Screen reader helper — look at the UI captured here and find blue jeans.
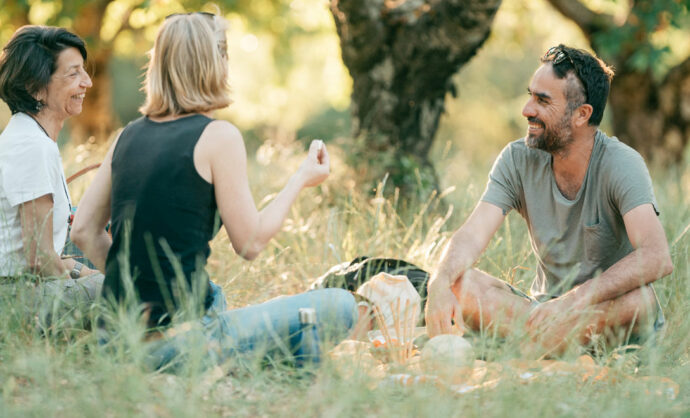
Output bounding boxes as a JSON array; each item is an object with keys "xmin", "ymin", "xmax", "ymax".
[{"xmin": 145, "ymin": 283, "xmax": 357, "ymax": 371}]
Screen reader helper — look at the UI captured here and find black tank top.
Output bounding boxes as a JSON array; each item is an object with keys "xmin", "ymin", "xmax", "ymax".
[{"xmin": 103, "ymin": 114, "xmax": 219, "ymax": 327}]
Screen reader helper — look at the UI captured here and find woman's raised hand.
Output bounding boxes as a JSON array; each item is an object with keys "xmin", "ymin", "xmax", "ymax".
[{"xmin": 297, "ymin": 139, "xmax": 330, "ymax": 188}]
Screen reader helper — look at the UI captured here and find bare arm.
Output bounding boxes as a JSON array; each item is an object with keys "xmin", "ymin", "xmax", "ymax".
[
  {"xmin": 565, "ymin": 203, "xmax": 673, "ymax": 307},
  {"xmin": 425, "ymin": 201, "xmax": 506, "ymax": 336},
  {"xmin": 526, "ymin": 203, "xmax": 673, "ymax": 336},
  {"xmin": 71, "ymin": 138, "xmax": 117, "ymax": 272},
  {"xmin": 19, "ymin": 194, "xmax": 69, "ymax": 277},
  {"xmin": 202, "ymin": 121, "xmax": 328, "ymax": 260}
]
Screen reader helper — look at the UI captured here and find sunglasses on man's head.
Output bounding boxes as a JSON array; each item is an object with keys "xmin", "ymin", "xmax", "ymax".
[
  {"xmin": 543, "ymin": 46, "xmax": 574, "ymax": 67},
  {"xmin": 543, "ymin": 46, "xmax": 588, "ymax": 102}
]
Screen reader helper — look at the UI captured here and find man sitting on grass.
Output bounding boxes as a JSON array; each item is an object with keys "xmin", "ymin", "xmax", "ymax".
[{"xmin": 425, "ymin": 45, "xmax": 673, "ymax": 355}]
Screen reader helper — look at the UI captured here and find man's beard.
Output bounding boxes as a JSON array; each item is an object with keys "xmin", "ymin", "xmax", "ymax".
[{"xmin": 525, "ymin": 112, "xmax": 574, "ymax": 154}]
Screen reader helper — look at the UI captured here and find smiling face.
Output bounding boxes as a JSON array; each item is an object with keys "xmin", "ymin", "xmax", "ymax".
[
  {"xmin": 37, "ymin": 47, "xmax": 92, "ymax": 122},
  {"xmin": 522, "ymin": 64, "xmax": 576, "ymax": 153}
]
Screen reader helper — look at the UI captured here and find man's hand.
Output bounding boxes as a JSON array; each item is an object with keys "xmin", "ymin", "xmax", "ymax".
[
  {"xmin": 526, "ymin": 298, "xmax": 560, "ymax": 332},
  {"xmin": 424, "ymin": 201, "xmax": 505, "ymax": 338},
  {"xmin": 524, "ymin": 295, "xmax": 588, "ymax": 356},
  {"xmin": 425, "ymin": 279, "xmax": 465, "ymax": 337},
  {"xmin": 525, "ymin": 289, "xmax": 588, "ymax": 330}
]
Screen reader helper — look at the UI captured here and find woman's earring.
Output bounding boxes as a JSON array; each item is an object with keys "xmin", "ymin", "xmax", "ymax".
[{"xmin": 35, "ymin": 100, "xmax": 44, "ymax": 112}]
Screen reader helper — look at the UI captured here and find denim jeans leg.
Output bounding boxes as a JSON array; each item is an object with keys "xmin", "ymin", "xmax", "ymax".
[
  {"xmin": 206, "ymin": 287, "xmax": 357, "ymax": 365},
  {"xmin": 37, "ymin": 273, "xmax": 104, "ymax": 327},
  {"xmin": 146, "ymin": 286, "xmax": 357, "ymax": 371}
]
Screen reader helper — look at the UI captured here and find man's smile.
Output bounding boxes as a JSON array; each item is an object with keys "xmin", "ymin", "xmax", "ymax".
[{"xmin": 527, "ymin": 117, "xmax": 544, "ymax": 135}]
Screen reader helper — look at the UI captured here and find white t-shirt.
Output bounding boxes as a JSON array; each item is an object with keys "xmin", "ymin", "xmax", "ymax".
[{"xmin": 0, "ymin": 112, "xmax": 72, "ymax": 276}]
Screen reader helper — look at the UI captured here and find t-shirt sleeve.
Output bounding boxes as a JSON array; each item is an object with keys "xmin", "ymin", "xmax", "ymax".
[
  {"xmin": 480, "ymin": 143, "xmax": 521, "ymax": 215},
  {"xmin": 609, "ymin": 146, "xmax": 659, "ymax": 216},
  {"xmin": 2, "ymin": 139, "xmax": 58, "ymax": 207}
]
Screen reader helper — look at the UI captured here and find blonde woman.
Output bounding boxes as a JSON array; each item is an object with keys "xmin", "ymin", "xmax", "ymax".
[{"xmin": 72, "ymin": 12, "xmax": 355, "ymax": 368}]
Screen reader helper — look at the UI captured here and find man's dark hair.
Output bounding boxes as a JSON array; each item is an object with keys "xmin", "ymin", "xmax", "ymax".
[
  {"xmin": 541, "ymin": 44, "xmax": 614, "ymax": 126},
  {"xmin": 0, "ymin": 25, "xmax": 87, "ymax": 115}
]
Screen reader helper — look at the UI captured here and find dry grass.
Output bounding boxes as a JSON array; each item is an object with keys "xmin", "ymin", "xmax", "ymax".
[{"xmin": 0, "ymin": 138, "xmax": 688, "ymax": 417}]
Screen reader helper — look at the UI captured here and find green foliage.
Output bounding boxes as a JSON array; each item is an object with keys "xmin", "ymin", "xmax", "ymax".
[
  {"xmin": 296, "ymin": 107, "xmax": 351, "ymax": 144},
  {"xmin": 109, "ymin": 57, "xmax": 147, "ymax": 126},
  {"xmin": 592, "ymin": 0, "xmax": 690, "ymax": 75}
]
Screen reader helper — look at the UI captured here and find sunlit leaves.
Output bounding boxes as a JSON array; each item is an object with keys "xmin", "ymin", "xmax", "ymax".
[
  {"xmin": 27, "ymin": 0, "xmax": 60, "ymax": 25},
  {"xmin": 100, "ymin": 1, "xmax": 130, "ymax": 42},
  {"xmin": 591, "ymin": 0, "xmax": 689, "ymax": 75}
]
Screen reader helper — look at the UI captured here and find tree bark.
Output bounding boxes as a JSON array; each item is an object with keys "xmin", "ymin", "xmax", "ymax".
[
  {"xmin": 331, "ymin": 0, "xmax": 501, "ymax": 196},
  {"xmin": 70, "ymin": 0, "xmax": 115, "ymax": 143},
  {"xmin": 609, "ymin": 57, "xmax": 690, "ymax": 161},
  {"xmin": 545, "ymin": 0, "xmax": 690, "ymax": 163}
]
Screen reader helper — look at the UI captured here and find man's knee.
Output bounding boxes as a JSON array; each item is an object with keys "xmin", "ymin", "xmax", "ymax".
[
  {"xmin": 638, "ymin": 285, "xmax": 657, "ymax": 308},
  {"xmin": 592, "ymin": 285, "xmax": 658, "ymax": 333},
  {"xmin": 450, "ymin": 268, "xmax": 480, "ymax": 295},
  {"xmin": 450, "ymin": 268, "xmax": 511, "ymax": 301},
  {"xmin": 450, "ymin": 269, "xmax": 504, "ymax": 324},
  {"xmin": 620, "ymin": 285, "xmax": 657, "ymax": 316},
  {"xmin": 627, "ymin": 285, "xmax": 658, "ymax": 323}
]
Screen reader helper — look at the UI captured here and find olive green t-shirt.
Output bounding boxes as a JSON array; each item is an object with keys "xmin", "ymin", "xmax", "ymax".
[{"xmin": 481, "ymin": 130, "xmax": 658, "ymax": 298}]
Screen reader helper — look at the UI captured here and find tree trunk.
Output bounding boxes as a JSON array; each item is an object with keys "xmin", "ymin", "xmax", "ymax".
[
  {"xmin": 609, "ymin": 57, "xmax": 690, "ymax": 163},
  {"xmin": 331, "ymin": 0, "xmax": 501, "ymax": 197},
  {"xmin": 70, "ymin": 0, "xmax": 115, "ymax": 143}
]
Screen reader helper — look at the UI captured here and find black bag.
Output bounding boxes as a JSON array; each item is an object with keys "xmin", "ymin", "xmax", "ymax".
[{"xmin": 310, "ymin": 256, "xmax": 430, "ymax": 322}]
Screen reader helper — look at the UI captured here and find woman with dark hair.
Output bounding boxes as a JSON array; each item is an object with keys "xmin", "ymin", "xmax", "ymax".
[
  {"xmin": 72, "ymin": 13, "xmax": 355, "ymax": 369},
  {"xmin": 0, "ymin": 26, "xmax": 102, "ymax": 304}
]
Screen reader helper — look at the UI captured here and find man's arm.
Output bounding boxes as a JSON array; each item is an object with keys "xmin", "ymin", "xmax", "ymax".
[
  {"xmin": 527, "ymin": 203, "xmax": 673, "ymax": 330},
  {"xmin": 426, "ymin": 201, "xmax": 505, "ymax": 336},
  {"xmin": 568, "ymin": 203, "xmax": 673, "ymax": 306}
]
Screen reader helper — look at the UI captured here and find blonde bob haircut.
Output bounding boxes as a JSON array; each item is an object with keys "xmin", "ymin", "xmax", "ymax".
[{"xmin": 139, "ymin": 13, "xmax": 231, "ymax": 117}]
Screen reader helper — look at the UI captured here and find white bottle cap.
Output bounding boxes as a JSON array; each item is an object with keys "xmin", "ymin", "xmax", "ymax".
[{"xmin": 298, "ymin": 307, "xmax": 317, "ymax": 324}]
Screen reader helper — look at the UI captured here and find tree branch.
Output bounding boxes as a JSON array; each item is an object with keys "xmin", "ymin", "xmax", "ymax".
[
  {"xmin": 109, "ymin": 7, "xmax": 135, "ymax": 45},
  {"xmin": 380, "ymin": 0, "xmax": 500, "ymax": 63},
  {"xmin": 544, "ymin": 0, "xmax": 615, "ymax": 37}
]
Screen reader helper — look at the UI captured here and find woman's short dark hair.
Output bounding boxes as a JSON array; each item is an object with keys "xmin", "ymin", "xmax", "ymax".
[
  {"xmin": 0, "ymin": 25, "xmax": 87, "ymax": 115},
  {"xmin": 541, "ymin": 44, "xmax": 615, "ymax": 126}
]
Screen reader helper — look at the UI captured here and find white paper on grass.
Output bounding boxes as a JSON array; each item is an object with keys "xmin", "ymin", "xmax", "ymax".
[{"xmin": 356, "ymin": 272, "xmax": 421, "ymax": 335}]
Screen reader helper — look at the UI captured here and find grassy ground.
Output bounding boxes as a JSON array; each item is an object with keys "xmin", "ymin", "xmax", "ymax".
[{"xmin": 1, "ymin": 139, "xmax": 688, "ymax": 417}]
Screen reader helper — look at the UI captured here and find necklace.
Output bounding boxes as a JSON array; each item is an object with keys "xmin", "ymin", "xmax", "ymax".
[
  {"xmin": 25, "ymin": 113, "xmax": 73, "ymax": 223},
  {"xmin": 26, "ymin": 113, "xmax": 54, "ymax": 141}
]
